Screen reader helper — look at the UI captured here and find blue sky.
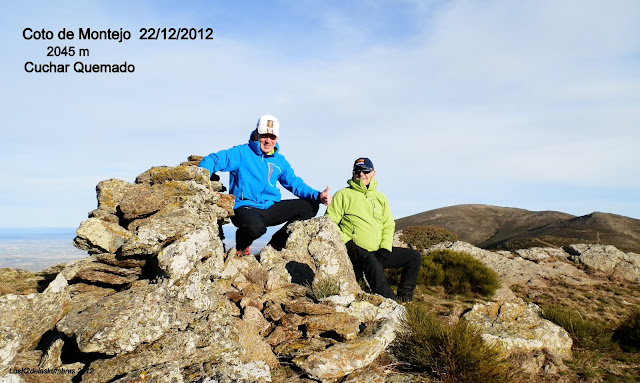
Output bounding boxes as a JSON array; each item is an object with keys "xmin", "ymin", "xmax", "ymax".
[{"xmin": 1, "ymin": 0, "xmax": 639, "ymax": 229}]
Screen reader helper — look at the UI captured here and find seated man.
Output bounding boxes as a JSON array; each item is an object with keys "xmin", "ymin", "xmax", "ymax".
[
  {"xmin": 325, "ymin": 157, "xmax": 420, "ymax": 302},
  {"xmin": 199, "ymin": 114, "xmax": 331, "ymax": 255}
]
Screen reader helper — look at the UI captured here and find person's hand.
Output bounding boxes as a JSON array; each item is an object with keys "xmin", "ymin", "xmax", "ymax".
[
  {"xmin": 376, "ymin": 248, "xmax": 392, "ymax": 259},
  {"xmin": 318, "ymin": 186, "xmax": 331, "ymax": 206}
]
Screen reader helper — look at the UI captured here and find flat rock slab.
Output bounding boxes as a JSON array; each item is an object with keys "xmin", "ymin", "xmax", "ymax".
[
  {"xmin": 56, "ymin": 282, "xmax": 186, "ymax": 355},
  {"xmin": 462, "ymin": 301, "xmax": 573, "ymax": 360}
]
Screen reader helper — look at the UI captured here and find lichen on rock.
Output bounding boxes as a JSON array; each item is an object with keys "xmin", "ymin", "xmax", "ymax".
[{"xmin": 0, "ymin": 158, "xmax": 407, "ymax": 383}]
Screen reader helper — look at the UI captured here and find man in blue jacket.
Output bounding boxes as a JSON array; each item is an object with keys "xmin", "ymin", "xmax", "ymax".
[{"xmin": 199, "ymin": 114, "xmax": 331, "ymax": 255}]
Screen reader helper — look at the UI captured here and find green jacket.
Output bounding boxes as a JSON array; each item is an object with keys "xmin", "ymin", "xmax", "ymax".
[{"xmin": 325, "ymin": 178, "xmax": 395, "ymax": 252}]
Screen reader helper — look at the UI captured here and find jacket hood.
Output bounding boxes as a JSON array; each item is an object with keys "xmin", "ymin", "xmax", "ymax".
[
  {"xmin": 248, "ymin": 130, "xmax": 280, "ymax": 156},
  {"xmin": 347, "ymin": 177, "xmax": 378, "ymax": 193}
]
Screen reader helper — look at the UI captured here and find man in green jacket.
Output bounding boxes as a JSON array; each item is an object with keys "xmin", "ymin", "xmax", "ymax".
[{"xmin": 325, "ymin": 158, "xmax": 421, "ymax": 302}]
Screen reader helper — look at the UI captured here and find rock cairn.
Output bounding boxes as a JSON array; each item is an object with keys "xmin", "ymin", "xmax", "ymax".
[{"xmin": 0, "ymin": 157, "xmax": 403, "ymax": 383}]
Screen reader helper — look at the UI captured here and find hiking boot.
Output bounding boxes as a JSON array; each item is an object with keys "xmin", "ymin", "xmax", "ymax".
[{"xmin": 236, "ymin": 247, "xmax": 251, "ymax": 256}]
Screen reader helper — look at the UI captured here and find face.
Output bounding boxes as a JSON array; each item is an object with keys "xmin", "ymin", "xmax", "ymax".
[
  {"xmin": 352, "ymin": 169, "xmax": 375, "ymax": 186},
  {"xmin": 258, "ymin": 133, "xmax": 278, "ymax": 154}
]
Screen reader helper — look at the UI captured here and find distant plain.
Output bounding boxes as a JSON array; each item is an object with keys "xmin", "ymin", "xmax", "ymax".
[{"xmin": 0, "ymin": 225, "xmax": 273, "ymax": 271}]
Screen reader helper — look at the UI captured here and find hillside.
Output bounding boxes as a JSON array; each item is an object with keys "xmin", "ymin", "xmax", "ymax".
[{"xmin": 395, "ymin": 204, "xmax": 640, "ymax": 253}]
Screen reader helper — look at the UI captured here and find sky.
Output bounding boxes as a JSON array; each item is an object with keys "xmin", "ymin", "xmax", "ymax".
[{"xmin": 1, "ymin": 0, "xmax": 639, "ymax": 229}]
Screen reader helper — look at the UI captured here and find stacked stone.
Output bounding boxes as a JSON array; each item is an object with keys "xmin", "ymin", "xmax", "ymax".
[
  {"xmin": 0, "ymin": 161, "xmax": 403, "ymax": 383},
  {"xmin": 218, "ymin": 217, "xmax": 404, "ymax": 380}
]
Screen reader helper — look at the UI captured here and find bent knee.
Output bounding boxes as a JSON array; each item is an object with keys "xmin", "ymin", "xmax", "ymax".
[
  {"xmin": 299, "ymin": 200, "xmax": 319, "ymax": 219},
  {"xmin": 240, "ymin": 222, "xmax": 267, "ymax": 238}
]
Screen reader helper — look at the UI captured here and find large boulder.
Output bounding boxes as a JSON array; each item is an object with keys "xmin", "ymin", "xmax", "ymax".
[
  {"xmin": 0, "ymin": 275, "xmax": 70, "ymax": 372},
  {"xmin": 565, "ymin": 244, "xmax": 640, "ymax": 282},
  {"xmin": 283, "ymin": 216, "xmax": 363, "ymax": 297},
  {"xmin": 155, "ymin": 225, "xmax": 224, "ymax": 282},
  {"xmin": 73, "ymin": 218, "xmax": 132, "ymax": 255},
  {"xmin": 295, "ymin": 304, "xmax": 403, "ymax": 380},
  {"xmin": 462, "ymin": 300, "xmax": 573, "ymax": 374},
  {"xmin": 56, "ymin": 281, "xmax": 203, "ymax": 355}
]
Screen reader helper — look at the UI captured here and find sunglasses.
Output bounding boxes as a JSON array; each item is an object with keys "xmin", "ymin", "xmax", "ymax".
[{"xmin": 353, "ymin": 169, "xmax": 372, "ymax": 175}]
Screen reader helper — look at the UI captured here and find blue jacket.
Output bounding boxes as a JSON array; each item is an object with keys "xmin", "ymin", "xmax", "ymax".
[{"xmin": 199, "ymin": 132, "xmax": 320, "ymax": 209}]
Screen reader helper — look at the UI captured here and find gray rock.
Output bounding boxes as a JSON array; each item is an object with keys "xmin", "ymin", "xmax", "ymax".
[
  {"xmin": 111, "ymin": 361, "xmax": 184, "ymax": 383},
  {"xmin": 515, "ymin": 247, "xmax": 569, "ymax": 262},
  {"xmin": 74, "ymin": 218, "xmax": 132, "ymax": 255},
  {"xmin": 76, "ymin": 278, "xmax": 241, "ymax": 382},
  {"xmin": 156, "ymin": 225, "xmax": 224, "ymax": 282},
  {"xmin": 566, "ymin": 244, "xmax": 640, "ymax": 282},
  {"xmin": 56, "ymin": 282, "xmax": 184, "ymax": 355},
  {"xmin": 285, "ymin": 217, "xmax": 363, "ymax": 296},
  {"xmin": 462, "ymin": 300, "xmax": 573, "ymax": 370},
  {"xmin": 304, "ymin": 312, "xmax": 361, "ymax": 340},
  {"xmin": 0, "ymin": 275, "xmax": 70, "ymax": 370},
  {"xmin": 66, "ymin": 283, "xmax": 116, "ymax": 316},
  {"xmin": 60, "ymin": 257, "xmax": 140, "ymax": 286},
  {"xmin": 95, "ymin": 178, "xmax": 132, "ymax": 215},
  {"xmin": 295, "ymin": 306, "xmax": 404, "ymax": 380},
  {"xmin": 134, "ymin": 165, "xmax": 210, "ymax": 186},
  {"xmin": 430, "ymin": 241, "xmax": 600, "ymax": 287},
  {"xmin": 37, "ymin": 338, "xmax": 84, "ymax": 382}
]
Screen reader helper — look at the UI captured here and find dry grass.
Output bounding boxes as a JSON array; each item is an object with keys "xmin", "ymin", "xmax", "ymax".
[
  {"xmin": 304, "ymin": 277, "xmax": 341, "ymax": 301},
  {"xmin": 509, "ymin": 278, "xmax": 640, "ymax": 382},
  {"xmin": 383, "ymin": 268, "xmax": 640, "ymax": 383},
  {"xmin": 510, "ymin": 279, "xmax": 640, "ymax": 325},
  {"xmin": 391, "ymin": 303, "xmax": 521, "ymax": 383},
  {"xmin": 0, "ymin": 265, "xmax": 65, "ymax": 296}
]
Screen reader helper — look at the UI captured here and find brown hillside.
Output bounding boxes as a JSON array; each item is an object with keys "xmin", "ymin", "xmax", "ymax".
[
  {"xmin": 395, "ymin": 204, "xmax": 574, "ymax": 244},
  {"xmin": 395, "ymin": 205, "xmax": 640, "ymax": 253},
  {"xmin": 492, "ymin": 211, "xmax": 640, "ymax": 253}
]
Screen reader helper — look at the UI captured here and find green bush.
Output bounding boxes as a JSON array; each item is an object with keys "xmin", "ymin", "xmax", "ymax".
[
  {"xmin": 423, "ymin": 249, "xmax": 500, "ymax": 296},
  {"xmin": 399, "ymin": 225, "xmax": 458, "ymax": 251},
  {"xmin": 613, "ymin": 309, "xmax": 640, "ymax": 352},
  {"xmin": 392, "ymin": 304, "xmax": 519, "ymax": 383},
  {"xmin": 385, "ymin": 249, "xmax": 499, "ymax": 297},
  {"xmin": 541, "ymin": 305, "xmax": 616, "ymax": 351},
  {"xmin": 417, "ymin": 256, "xmax": 444, "ymax": 286}
]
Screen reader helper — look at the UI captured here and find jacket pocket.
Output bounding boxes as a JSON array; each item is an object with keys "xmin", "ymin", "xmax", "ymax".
[{"xmin": 371, "ymin": 197, "xmax": 383, "ymax": 221}]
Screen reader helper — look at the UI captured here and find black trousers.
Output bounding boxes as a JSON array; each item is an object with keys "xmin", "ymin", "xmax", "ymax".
[
  {"xmin": 345, "ymin": 240, "xmax": 421, "ymax": 301},
  {"xmin": 231, "ymin": 199, "xmax": 319, "ymax": 251}
]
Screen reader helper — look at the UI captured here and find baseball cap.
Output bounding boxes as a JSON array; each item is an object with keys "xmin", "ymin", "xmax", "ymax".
[
  {"xmin": 256, "ymin": 114, "xmax": 279, "ymax": 137},
  {"xmin": 353, "ymin": 157, "xmax": 374, "ymax": 172}
]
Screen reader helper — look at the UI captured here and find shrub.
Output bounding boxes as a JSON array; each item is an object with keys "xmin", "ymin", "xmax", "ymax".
[
  {"xmin": 541, "ymin": 305, "xmax": 616, "ymax": 351},
  {"xmin": 384, "ymin": 268, "xmax": 401, "ymax": 287},
  {"xmin": 399, "ymin": 225, "xmax": 458, "ymax": 251},
  {"xmin": 417, "ymin": 256, "xmax": 444, "ymax": 286},
  {"xmin": 385, "ymin": 253, "xmax": 446, "ymax": 288},
  {"xmin": 613, "ymin": 309, "xmax": 640, "ymax": 352},
  {"xmin": 305, "ymin": 277, "xmax": 340, "ymax": 301},
  {"xmin": 392, "ymin": 304, "xmax": 519, "ymax": 383},
  {"xmin": 423, "ymin": 250, "xmax": 500, "ymax": 296}
]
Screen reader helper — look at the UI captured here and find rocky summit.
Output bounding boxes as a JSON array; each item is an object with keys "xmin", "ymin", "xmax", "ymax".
[
  {"xmin": 0, "ymin": 159, "xmax": 402, "ymax": 383},
  {"xmin": 2, "ymin": 157, "xmax": 640, "ymax": 382}
]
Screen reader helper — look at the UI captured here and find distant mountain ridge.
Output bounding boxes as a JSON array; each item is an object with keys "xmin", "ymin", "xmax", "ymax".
[{"xmin": 395, "ymin": 204, "xmax": 640, "ymax": 253}]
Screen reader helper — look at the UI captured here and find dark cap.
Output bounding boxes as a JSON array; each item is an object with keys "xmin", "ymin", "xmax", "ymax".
[{"xmin": 353, "ymin": 157, "xmax": 374, "ymax": 171}]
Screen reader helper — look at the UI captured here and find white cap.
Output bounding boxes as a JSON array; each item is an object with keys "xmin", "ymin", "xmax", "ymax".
[{"xmin": 256, "ymin": 114, "xmax": 279, "ymax": 137}]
